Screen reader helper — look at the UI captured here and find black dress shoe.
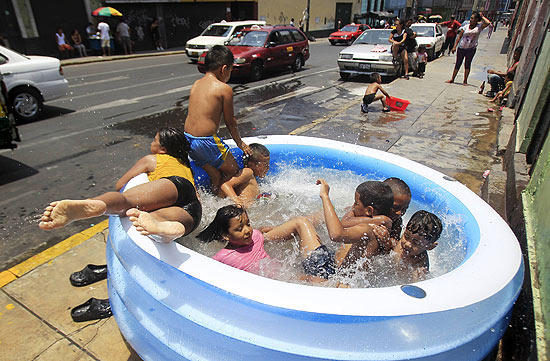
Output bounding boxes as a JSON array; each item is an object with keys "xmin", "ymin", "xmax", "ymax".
[
  {"xmin": 71, "ymin": 298, "xmax": 112, "ymax": 322},
  {"xmin": 70, "ymin": 264, "xmax": 108, "ymax": 287}
]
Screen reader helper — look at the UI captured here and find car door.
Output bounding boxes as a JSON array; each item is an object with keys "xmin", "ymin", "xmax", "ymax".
[
  {"xmin": 275, "ymin": 29, "xmax": 296, "ymax": 66},
  {"xmin": 265, "ymin": 31, "xmax": 285, "ymax": 69},
  {"xmin": 435, "ymin": 25, "xmax": 445, "ymax": 52}
]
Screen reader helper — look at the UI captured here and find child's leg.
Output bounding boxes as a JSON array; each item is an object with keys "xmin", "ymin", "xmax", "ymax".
[
  {"xmin": 374, "ymin": 94, "xmax": 389, "ymax": 111},
  {"xmin": 39, "ymin": 179, "xmax": 179, "ymax": 230},
  {"xmin": 264, "ymin": 216, "xmax": 321, "ymax": 259},
  {"xmin": 127, "ymin": 206, "xmax": 194, "ymax": 241}
]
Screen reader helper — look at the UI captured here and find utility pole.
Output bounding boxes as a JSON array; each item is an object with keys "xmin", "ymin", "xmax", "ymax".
[{"xmin": 305, "ymin": 0, "xmax": 311, "ymax": 32}]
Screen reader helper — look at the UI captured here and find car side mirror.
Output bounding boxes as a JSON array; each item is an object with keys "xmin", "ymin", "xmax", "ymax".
[{"xmin": 267, "ymin": 42, "xmax": 277, "ymax": 47}]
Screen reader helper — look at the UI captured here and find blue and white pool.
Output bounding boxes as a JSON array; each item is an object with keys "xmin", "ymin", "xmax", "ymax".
[{"xmin": 106, "ymin": 135, "xmax": 523, "ymax": 360}]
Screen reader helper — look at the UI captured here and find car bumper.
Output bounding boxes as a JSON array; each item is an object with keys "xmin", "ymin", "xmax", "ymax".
[
  {"xmin": 229, "ymin": 63, "xmax": 251, "ymax": 77},
  {"xmin": 40, "ymin": 79, "xmax": 69, "ymax": 102},
  {"xmin": 186, "ymin": 48, "xmax": 207, "ymax": 59},
  {"xmin": 337, "ymin": 60, "xmax": 398, "ymax": 76},
  {"xmin": 329, "ymin": 37, "xmax": 351, "ymax": 43}
]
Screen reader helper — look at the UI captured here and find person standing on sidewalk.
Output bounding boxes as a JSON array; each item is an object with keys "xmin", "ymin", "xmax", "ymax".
[
  {"xmin": 116, "ymin": 19, "xmax": 132, "ymax": 55},
  {"xmin": 445, "ymin": 12, "xmax": 491, "ymax": 86},
  {"xmin": 97, "ymin": 18, "xmax": 111, "ymax": 56},
  {"xmin": 438, "ymin": 15, "xmax": 461, "ymax": 55},
  {"xmin": 151, "ymin": 18, "xmax": 163, "ymax": 51}
]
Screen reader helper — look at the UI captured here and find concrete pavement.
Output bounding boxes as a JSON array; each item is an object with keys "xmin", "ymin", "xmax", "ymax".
[{"xmin": 0, "ymin": 30, "xmax": 514, "ymax": 360}]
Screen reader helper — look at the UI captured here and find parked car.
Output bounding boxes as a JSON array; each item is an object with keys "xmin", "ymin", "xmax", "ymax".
[
  {"xmin": 337, "ymin": 29, "xmax": 397, "ymax": 80},
  {"xmin": 185, "ymin": 20, "xmax": 266, "ymax": 63},
  {"xmin": 0, "ymin": 72, "xmax": 20, "ymax": 149},
  {"xmin": 198, "ymin": 25, "xmax": 309, "ymax": 81},
  {"xmin": 410, "ymin": 23, "xmax": 446, "ymax": 60},
  {"xmin": 329, "ymin": 24, "xmax": 369, "ymax": 45},
  {"xmin": 0, "ymin": 45, "xmax": 68, "ymax": 122}
]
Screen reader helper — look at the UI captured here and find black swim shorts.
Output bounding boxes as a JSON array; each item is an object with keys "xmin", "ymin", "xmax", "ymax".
[
  {"xmin": 164, "ymin": 176, "xmax": 202, "ymax": 233},
  {"xmin": 363, "ymin": 93, "xmax": 376, "ymax": 105},
  {"xmin": 302, "ymin": 245, "xmax": 336, "ymax": 279}
]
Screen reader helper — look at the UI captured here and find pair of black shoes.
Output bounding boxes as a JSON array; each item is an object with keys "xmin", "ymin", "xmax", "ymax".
[{"xmin": 70, "ymin": 264, "xmax": 112, "ymax": 322}]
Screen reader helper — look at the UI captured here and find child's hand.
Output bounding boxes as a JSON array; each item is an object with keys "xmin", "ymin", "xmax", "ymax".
[
  {"xmin": 373, "ymin": 225, "xmax": 392, "ymax": 252},
  {"xmin": 316, "ymin": 179, "xmax": 330, "ymax": 197}
]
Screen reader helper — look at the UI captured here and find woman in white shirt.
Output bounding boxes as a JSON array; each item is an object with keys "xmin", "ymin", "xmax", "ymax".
[{"xmin": 445, "ymin": 12, "xmax": 491, "ymax": 85}]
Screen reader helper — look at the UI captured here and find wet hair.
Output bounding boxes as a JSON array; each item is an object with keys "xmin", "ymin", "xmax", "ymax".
[
  {"xmin": 506, "ymin": 71, "xmax": 515, "ymax": 80},
  {"xmin": 514, "ymin": 46, "xmax": 523, "ymax": 56},
  {"xmin": 406, "ymin": 210, "xmax": 443, "ymax": 243},
  {"xmin": 157, "ymin": 127, "xmax": 190, "ymax": 165},
  {"xmin": 371, "ymin": 73, "xmax": 381, "ymax": 82},
  {"xmin": 383, "ymin": 177, "xmax": 411, "ymax": 200},
  {"xmin": 197, "ymin": 205, "xmax": 246, "ymax": 242},
  {"xmin": 205, "ymin": 45, "xmax": 234, "ymax": 72},
  {"xmin": 244, "ymin": 143, "xmax": 270, "ymax": 166},
  {"xmin": 355, "ymin": 181, "xmax": 393, "ymax": 216}
]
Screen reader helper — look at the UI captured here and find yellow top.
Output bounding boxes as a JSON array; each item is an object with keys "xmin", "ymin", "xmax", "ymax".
[
  {"xmin": 147, "ymin": 154, "xmax": 195, "ymax": 186},
  {"xmin": 503, "ymin": 81, "xmax": 513, "ymax": 97}
]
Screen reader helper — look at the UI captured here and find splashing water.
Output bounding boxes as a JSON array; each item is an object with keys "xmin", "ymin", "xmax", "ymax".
[{"xmin": 179, "ymin": 161, "xmax": 467, "ymax": 288}]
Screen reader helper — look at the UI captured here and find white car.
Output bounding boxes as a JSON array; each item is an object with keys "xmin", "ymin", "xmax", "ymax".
[
  {"xmin": 337, "ymin": 29, "xmax": 398, "ymax": 80},
  {"xmin": 185, "ymin": 20, "xmax": 266, "ymax": 62},
  {"xmin": 410, "ymin": 23, "xmax": 446, "ymax": 60},
  {"xmin": 0, "ymin": 45, "xmax": 68, "ymax": 121}
]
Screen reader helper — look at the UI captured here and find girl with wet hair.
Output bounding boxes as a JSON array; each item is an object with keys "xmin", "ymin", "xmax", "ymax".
[{"xmin": 39, "ymin": 127, "xmax": 201, "ymax": 243}]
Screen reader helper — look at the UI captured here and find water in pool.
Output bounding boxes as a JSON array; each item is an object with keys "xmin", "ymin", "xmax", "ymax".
[{"xmin": 179, "ymin": 161, "xmax": 467, "ymax": 288}]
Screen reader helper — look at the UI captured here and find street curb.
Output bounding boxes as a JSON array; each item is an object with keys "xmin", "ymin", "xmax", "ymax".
[
  {"xmin": 61, "ymin": 50, "xmax": 187, "ymax": 66},
  {"xmin": 0, "ymin": 219, "xmax": 109, "ymax": 288}
]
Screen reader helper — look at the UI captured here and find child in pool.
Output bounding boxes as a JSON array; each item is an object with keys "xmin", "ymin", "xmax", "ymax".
[
  {"xmin": 392, "ymin": 210, "xmax": 442, "ymax": 282},
  {"xmin": 198, "ymin": 179, "xmax": 393, "ymax": 280},
  {"xmin": 361, "ymin": 73, "xmax": 391, "ymax": 113},
  {"xmin": 39, "ymin": 127, "xmax": 202, "ymax": 242},
  {"xmin": 184, "ymin": 45, "xmax": 251, "ymax": 194},
  {"xmin": 340, "ymin": 177, "xmax": 411, "ymax": 251},
  {"xmin": 219, "ymin": 143, "xmax": 271, "ymax": 208}
]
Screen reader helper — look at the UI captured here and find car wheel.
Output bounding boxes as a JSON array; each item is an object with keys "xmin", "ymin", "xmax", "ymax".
[
  {"xmin": 329, "ymin": 40, "xmax": 336, "ymax": 45},
  {"xmin": 10, "ymin": 87, "xmax": 42, "ymax": 122},
  {"xmin": 191, "ymin": 59, "xmax": 198, "ymax": 64},
  {"xmin": 340, "ymin": 72, "xmax": 350, "ymax": 81},
  {"xmin": 249, "ymin": 61, "xmax": 263, "ymax": 81},
  {"xmin": 292, "ymin": 55, "xmax": 303, "ymax": 72},
  {"xmin": 429, "ymin": 48, "xmax": 435, "ymax": 61}
]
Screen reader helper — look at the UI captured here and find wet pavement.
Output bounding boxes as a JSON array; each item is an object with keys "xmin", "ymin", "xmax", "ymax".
[{"xmin": 0, "ymin": 31, "xmax": 511, "ymax": 360}]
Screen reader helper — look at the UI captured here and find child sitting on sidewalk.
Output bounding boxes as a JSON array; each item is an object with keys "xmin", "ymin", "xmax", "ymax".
[
  {"xmin": 361, "ymin": 73, "xmax": 391, "ymax": 113},
  {"xmin": 219, "ymin": 143, "xmax": 271, "ymax": 208},
  {"xmin": 416, "ymin": 45, "xmax": 428, "ymax": 78},
  {"xmin": 490, "ymin": 71, "xmax": 514, "ymax": 105},
  {"xmin": 184, "ymin": 45, "xmax": 251, "ymax": 194}
]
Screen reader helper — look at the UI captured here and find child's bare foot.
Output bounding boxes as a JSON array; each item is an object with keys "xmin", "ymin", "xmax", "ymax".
[
  {"xmin": 445, "ymin": 79, "xmax": 454, "ymax": 83},
  {"xmin": 126, "ymin": 208, "xmax": 185, "ymax": 242},
  {"xmin": 39, "ymin": 200, "xmax": 106, "ymax": 230}
]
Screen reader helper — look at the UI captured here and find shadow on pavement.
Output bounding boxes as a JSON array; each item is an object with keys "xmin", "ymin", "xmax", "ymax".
[{"xmin": 0, "ymin": 155, "xmax": 38, "ymax": 186}]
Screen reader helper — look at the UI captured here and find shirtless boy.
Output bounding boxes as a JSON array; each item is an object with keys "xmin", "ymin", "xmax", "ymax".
[
  {"xmin": 184, "ymin": 45, "xmax": 251, "ymax": 193},
  {"xmin": 219, "ymin": 143, "xmax": 270, "ymax": 208},
  {"xmin": 361, "ymin": 73, "xmax": 391, "ymax": 113},
  {"xmin": 392, "ymin": 210, "xmax": 442, "ymax": 282}
]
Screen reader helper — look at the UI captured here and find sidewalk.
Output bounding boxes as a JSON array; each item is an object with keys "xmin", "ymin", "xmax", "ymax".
[{"xmin": 0, "ymin": 32, "xmax": 511, "ymax": 361}]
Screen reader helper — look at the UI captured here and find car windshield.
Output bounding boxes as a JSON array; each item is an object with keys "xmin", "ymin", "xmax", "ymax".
[
  {"xmin": 340, "ymin": 26, "xmax": 358, "ymax": 32},
  {"xmin": 228, "ymin": 30, "xmax": 268, "ymax": 46},
  {"xmin": 202, "ymin": 25, "xmax": 231, "ymax": 37},
  {"xmin": 412, "ymin": 26, "xmax": 435, "ymax": 37},
  {"xmin": 354, "ymin": 30, "xmax": 391, "ymax": 44}
]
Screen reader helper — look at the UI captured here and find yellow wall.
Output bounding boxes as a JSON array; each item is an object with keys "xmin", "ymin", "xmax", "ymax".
[{"xmin": 258, "ymin": 0, "xmax": 360, "ymax": 32}]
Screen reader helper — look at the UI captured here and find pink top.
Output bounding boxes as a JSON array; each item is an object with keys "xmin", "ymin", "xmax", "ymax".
[{"xmin": 213, "ymin": 229, "xmax": 270, "ymax": 273}]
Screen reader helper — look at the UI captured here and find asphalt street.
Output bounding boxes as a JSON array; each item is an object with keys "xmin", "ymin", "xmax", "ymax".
[{"xmin": 0, "ymin": 40, "xmax": 359, "ymax": 270}]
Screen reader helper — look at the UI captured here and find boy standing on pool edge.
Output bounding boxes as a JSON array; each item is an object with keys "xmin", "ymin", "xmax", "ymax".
[{"xmin": 184, "ymin": 45, "xmax": 251, "ymax": 194}]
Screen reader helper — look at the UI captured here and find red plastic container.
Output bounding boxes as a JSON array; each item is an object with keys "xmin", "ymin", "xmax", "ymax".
[{"xmin": 386, "ymin": 96, "xmax": 410, "ymax": 111}]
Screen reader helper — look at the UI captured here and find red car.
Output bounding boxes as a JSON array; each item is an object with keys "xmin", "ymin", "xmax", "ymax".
[
  {"xmin": 329, "ymin": 23, "xmax": 369, "ymax": 45},
  {"xmin": 198, "ymin": 25, "xmax": 309, "ymax": 81}
]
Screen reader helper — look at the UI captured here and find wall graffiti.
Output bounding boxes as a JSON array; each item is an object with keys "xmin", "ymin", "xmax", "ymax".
[{"xmin": 168, "ymin": 15, "xmax": 191, "ymax": 29}]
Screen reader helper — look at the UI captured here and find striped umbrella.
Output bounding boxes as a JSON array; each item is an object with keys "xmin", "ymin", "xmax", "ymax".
[{"xmin": 92, "ymin": 7, "xmax": 123, "ymax": 17}]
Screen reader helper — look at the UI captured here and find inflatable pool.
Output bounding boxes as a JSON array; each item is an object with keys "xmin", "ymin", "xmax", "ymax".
[{"xmin": 106, "ymin": 135, "xmax": 523, "ymax": 360}]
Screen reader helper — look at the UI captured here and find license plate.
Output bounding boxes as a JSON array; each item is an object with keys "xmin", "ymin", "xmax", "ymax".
[
  {"xmin": 359, "ymin": 63, "xmax": 371, "ymax": 70},
  {"xmin": 192, "ymin": 52, "xmax": 198, "ymax": 56}
]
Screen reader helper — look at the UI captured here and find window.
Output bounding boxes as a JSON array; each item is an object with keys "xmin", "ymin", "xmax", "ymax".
[
  {"xmin": 0, "ymin": 54, "xmax": 8, "ymax": 65},
  {"xmin": 277, "ymin": 30, "xmax": 294, "ymax": 44},
  {"xmin": 202, "ymin": 25, "xmax": 231, "ymax": 37},
  {"xmin": 291, "ymin": 29, "xmax": 306, "ymax": 42}
]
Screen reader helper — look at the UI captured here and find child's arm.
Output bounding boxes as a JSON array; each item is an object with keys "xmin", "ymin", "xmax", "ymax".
[
  {"xmin": 219, "ymin": 168, "xmax": 254, "ymax": 205},
  {"xmin": 340, "ymin": 212, "xmax": 392, "ymax": 229},
  {"xmin": 115, "ymin": 155, "xmax": 157, "ymax": 191},
  {"xmin": 221, "ymin": 85, "xmax": 251, "ymax": 156},
  {"xmin": 378, "ymin": 84, "xmax": 390, "ymax": 98}
]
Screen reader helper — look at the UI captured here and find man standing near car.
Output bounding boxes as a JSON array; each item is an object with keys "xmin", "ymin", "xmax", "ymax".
[{"xmin": 438, "ymin": 15, "xmax": 461, "ymax": 56}]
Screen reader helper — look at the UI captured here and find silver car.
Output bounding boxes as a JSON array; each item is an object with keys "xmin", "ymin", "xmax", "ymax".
[{"xmin": 337, "ymin": 29, "xmax": 397, "ymax": 80}]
